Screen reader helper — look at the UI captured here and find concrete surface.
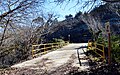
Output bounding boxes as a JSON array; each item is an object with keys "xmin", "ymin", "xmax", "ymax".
[{"xmin": 11, "ymin": 43, "xmax": 89, "ymax": 71}]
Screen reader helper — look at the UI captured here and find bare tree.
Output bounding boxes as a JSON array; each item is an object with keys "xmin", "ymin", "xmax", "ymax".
[
  {"xmin": 31, "ymin": 13, "xmax": 59, "ymax": 44},
  {"xmin": 0, "ymin": 0, "xmax": 45, "ymax": 46},
  {"xmin": 0, "ymin": 0, "xmax": 47, "ymax": 66},
  {"xmin": 54, "ymin": 0, "xmax": 120, "ymax": 14},
  {"xmin": 0, "ymin": 0, "xmax": 45, "ymax": 20},
  {"xmin": 80, "ymin": 13, "xmax": 103, "ymax": 41}
]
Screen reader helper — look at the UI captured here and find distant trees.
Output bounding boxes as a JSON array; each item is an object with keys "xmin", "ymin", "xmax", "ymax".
[
  {"xmin": 74, "ymin": 11, "xmax": 82, "ymax": 19},
  {"xmin": 55, "ymin": 0, "xmax": 120, "ymax": 15},
  {"xmin": 103, "ymin": 0, "xmax": 120, "ymax": 2},
  {"xmin": 65, "ymin": 14, "xmax": 73, "ymax": 20},
  {"xmin": 55, "ymin": 0, "xmax": 120, "ymax": 3}
]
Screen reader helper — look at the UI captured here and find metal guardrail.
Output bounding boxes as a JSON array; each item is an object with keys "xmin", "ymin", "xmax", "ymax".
[
  {"xmin": 32, "ymin": 41, "xmax": 69, "ymax": 58},
  {"xmin": 88, "ymin": 40, "xmax": 105, "ymax": 61}
]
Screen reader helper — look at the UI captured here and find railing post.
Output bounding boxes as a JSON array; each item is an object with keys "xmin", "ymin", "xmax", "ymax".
[
  {"xmin": 94, "ymin": 42, "xmax": 96, "ymax": 52},
  {"xmin": 44, "ymin": 44, "xmax": 46, "ymax": 54},
  {"xmin": 52, "ymin": 44, "xmax": 54, "ymax": 50},
  {"xmin": 103, "ymin": 46, "xmax": 105, "ymax": 59},
  {"xmin": 57, "ymin": 42, "xmax": 59, "ymax": 48},
  {"xmin": 88, "ymin": 40, "xmax": 90, "ymax": 50},
  {"xmin": 32, "ymin": 45, "xmax": 34, "ymax": 58},
  {"xmin": 105, "ymin": 22, "xmax": 111, "ymax": 65}
]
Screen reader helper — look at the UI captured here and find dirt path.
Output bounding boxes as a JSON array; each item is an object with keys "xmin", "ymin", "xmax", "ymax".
[{"xmin": 1, "ymin": 43, "xmax": 89, "ymax": 75}]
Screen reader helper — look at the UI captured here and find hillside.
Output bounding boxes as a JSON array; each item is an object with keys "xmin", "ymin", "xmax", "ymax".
[
  {"xmin": 43, "ymin": 3, "xmax": 120, "ymax": 43},
  {"xmin": 90, "ymin": 2, "xmax": 120, "ymax": 34},
  {"xmin": 45, "ymin": 17, "xmax": 92, "ymax": 43}
]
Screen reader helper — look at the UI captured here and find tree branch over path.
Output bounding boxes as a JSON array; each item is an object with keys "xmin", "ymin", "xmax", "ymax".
[{"xmin": 0, "ymin": 0, "xmax": 36, "ymax": 21}]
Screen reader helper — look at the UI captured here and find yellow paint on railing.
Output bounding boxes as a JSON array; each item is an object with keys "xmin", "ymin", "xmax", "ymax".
[
  {"xmin": 88, "ymin": 40, "xmax": 105, "ymax": 61},
  {"xmin": 32, "ymin": 41, "xmax": 69, "ymax": 58}
]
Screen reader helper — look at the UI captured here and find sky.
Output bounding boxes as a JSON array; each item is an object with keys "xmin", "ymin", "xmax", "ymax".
[
  {"xmin": 0, "ymin": 0, "xmax": 104, "ymax": 32},
  {"xmin": 43, "ymin": 0, "xmax": 103, "ymax": 21},
  {"xmin": 43, "ymin": 0, "xmax": 83, "ymax": 21}
]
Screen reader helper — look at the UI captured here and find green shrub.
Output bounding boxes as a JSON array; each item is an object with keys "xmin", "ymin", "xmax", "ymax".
[
  {"xmin": 96, "ymin": 34, "xmax": 120, "ymax": 63},
  {"xmin": 51, "ymin": 38, "xmax": 65, "ymax": 43},
  {"xmin": 111, "ymin": 35, "xmax": 120, "ymax": 63}
]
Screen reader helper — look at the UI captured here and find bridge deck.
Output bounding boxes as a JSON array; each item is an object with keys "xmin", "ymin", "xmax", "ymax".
[{"xmin": 11, "ymin": 43, "xmax": 89, "ymax": 74}]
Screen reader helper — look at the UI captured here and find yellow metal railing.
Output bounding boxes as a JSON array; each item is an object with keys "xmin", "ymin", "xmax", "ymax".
[
  {"xmin": 88, "ymin": 40, "xmax": 105, "ymax": 61},
  {"xmin": 32, "ymin": 41, "xmax": 69, "ymax": 58}
]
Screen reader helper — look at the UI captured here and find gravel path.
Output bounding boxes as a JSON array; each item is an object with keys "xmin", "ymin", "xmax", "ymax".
[{"xmin": 1, "ymin": 43, "xmax": 89, "ymax": 75}]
